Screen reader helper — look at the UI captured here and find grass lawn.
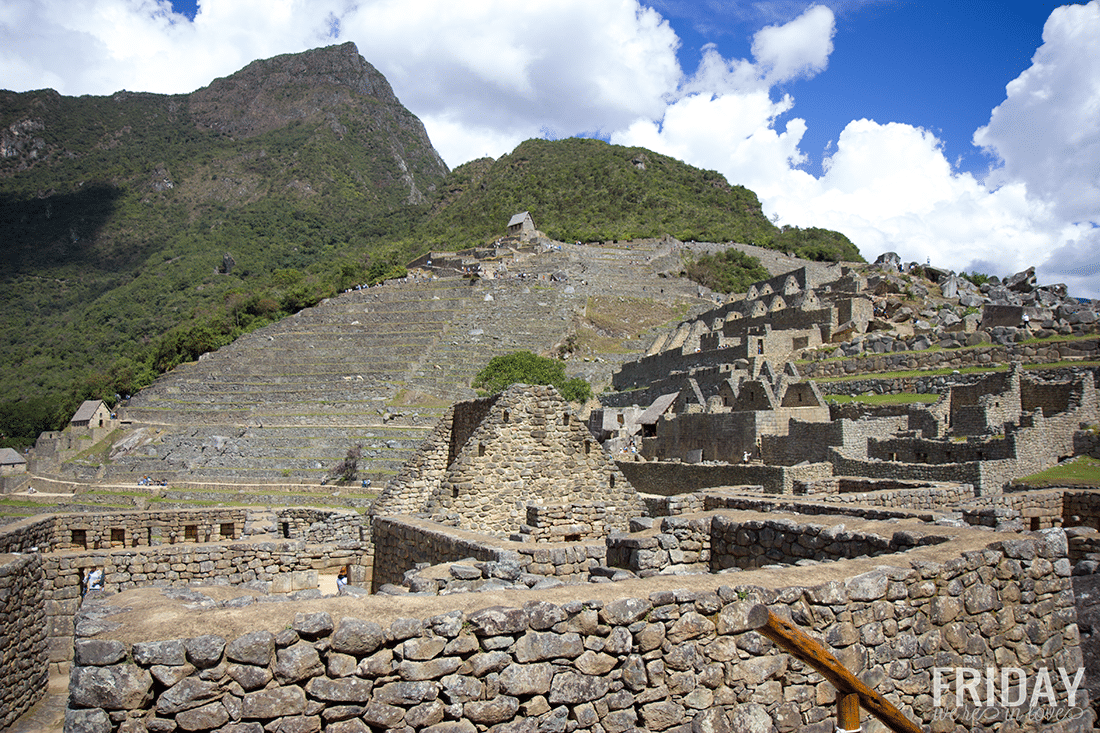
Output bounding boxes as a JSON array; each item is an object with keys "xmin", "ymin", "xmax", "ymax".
[
  {"xmin": 825, "ymin": 393, "xmax": 941, "ymax": 405},
  {"xmin": 1012, "ymin": 456, "xmax": 1100, "ymax": 488}
]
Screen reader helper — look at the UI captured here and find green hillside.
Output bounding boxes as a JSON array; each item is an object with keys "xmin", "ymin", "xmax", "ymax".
[
  {"xmin": 414, "ymin": 138, "xmax": 861, "ymax": 261},
  {"xmin": 0, "ymin": 45, "xmax": 859, "ymax": 448}
]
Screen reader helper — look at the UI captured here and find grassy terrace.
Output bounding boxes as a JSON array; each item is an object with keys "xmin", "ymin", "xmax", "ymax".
[
  {"xmin": 811, "ymin": 359, "xmax": 1100, "ymax": 384},
  {"xmin": 824, "ymin": 393, "xmax": 941, "ymax": 405},
  {"xmin": 1012, "ymin": 456, "xmax": 1100, "ymax": 489}
]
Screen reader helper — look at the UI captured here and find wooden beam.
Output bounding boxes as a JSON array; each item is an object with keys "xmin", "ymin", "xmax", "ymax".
[
  {"xmin": 748, "ymin": 604, "xmax": 922, "ymax": 733},
  {"xmin": 837, "ymin": 692, "xmax": 860, "ymax": 732}
]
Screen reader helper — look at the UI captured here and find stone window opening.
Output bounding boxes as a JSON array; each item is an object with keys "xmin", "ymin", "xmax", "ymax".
[
  {"xmin": 281, "ymin": 522, "xmax": 291, "ymax": 539},
  {"xmin": 220, "ymin": 523, "xmax": 234, "ymax": 539},
  {"xmin": 610, "ymin": 474, "xmax": 616, "ymax": 489},
  {"xmin": 565, "ymin": 533, "xmax": 581, "ymax": 542},
  {"xmin": 71, "ymin": 529, "xmax": 87, "ymax": 549},
  {"xmin": 110, "ymin": 528, "xmax": 125, "ymax": 547},
  {"xmin": 478, "ymin": 443, "xmax": 486, "ymax": 457},
  {"xmin": 184, "ymin": 525, "xmax": 198, "ymax": 542},
  {"xmin": 617, "ymin": 414, "xmax": 624, "ymax": 426},
  {"xmin": 452, "ymin": 486, "xmax": 459, "ymax": 499},
  {"xmin": 563, "ymin": 413, "xmax": 570, "ymax": 426},
  {"xmin": 503, "ymin": 410, "xmax": 510, "ymax": 423},
  {"xmin": 584, "ymin": 440, "xmax": 591, "ymax": 455}
]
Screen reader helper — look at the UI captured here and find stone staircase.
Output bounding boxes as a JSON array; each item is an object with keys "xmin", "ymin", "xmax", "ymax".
[{"xmin": 57, "ymin": 241, "xmax": 712, "ymax": 487}]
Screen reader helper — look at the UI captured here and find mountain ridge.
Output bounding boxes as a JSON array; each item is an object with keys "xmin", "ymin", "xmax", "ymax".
[{"xmin": 0, "ymin": 43, "xmax": 857, "ymax": 448}]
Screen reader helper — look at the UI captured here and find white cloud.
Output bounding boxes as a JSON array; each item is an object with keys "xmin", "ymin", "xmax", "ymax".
[
  {"xmin": 974, "ymin": 1, "xmax": 1100, "ymax": 224},
  {"xmin": 750, "ymin": 3, "xmax": 834, "ymax": 84},
  {"xmin": 611, "ymin": 2, "xmax": 1100, "ymax": 299}
]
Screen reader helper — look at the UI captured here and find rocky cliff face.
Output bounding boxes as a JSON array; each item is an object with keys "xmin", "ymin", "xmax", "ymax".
[{"xmin": 188, "ymin": 42, "xmax": 447, "ymax": 202}]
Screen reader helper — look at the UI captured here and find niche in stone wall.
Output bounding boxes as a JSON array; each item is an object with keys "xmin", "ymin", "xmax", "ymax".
[
  {"xmin": 610, "ymin": 474, "xmax": 616, "ymax": 489},
  {"xmin": 110, "ymin": 528, "xmax": 125, "ymax": 547},
  {"xmin": 478, "ymin": 443, "xmax": 486, "ymax": 457},
  {"xmin": 71, "ymin": 529, "xmax": 87, "ymax": 549},
  {"xmin": 503, "ymin": 410, "xmax": 510, "ymax": 423},
  {"xmin": 563, "ymin": 413, "xmax": 570, "ymax": 426},
  {"xmin": 220, "ymin": 523, "xmax": 234, "ymax": 540},
  {"xmin": 184, "ymin": 525, "xmax": 198, "ymax": 542}
]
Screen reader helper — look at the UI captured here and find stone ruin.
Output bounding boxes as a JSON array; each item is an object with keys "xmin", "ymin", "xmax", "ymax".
[{"xmin": 4, "ymin": 255, "xmax": 1100, "ymax": 733}]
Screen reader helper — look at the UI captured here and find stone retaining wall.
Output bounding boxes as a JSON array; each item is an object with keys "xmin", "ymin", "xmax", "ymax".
[
  {"xmin": 0, "ymin": 509, "xmax": 249, "ymax": 552},
  {"xmin": 274, "ymin": 508, "xmax": 369, "ymax": 543},
  {"xmin": 606, "ymin": 514, "xmax": 949, "ymax": 576},
  {"xmin": 372, "ymin": 516, "xmax": 606, "ymax": 592},
  {"xmin": 520, "ymin": 503, "xmax": 611, "ymax": 543},
  {"xmin": 616, "ymin": 460, "xmax": 832, "ymax": 496},
  {"xmin": 0, "ymin": 553, "xmax": 47, "ymax": 730},
  {"xmin": 64, "ymin": 530, "xmax": 1090, "ymax": 733},
  {"xmin": 42, "ymin": 539, "xmax": 368, "ymax": 665},
  {"xmin": 800, "ymin": 337, "xmax": 1100, "ymax": 378},
  {"xmin": 807, "ymin": 481, "xmax": 976, "ymax": 512}
]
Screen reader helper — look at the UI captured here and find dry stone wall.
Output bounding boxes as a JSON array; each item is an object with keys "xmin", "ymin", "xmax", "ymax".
[
  {"xmin": 371, "ymin": 516, "xmax": 605, "ymax": 592},
  {"xmin": 64, "ymin": 529, "xmax": 1091, "ymax": 733},
  {"xmin": 0, "ymin": 552, "xmax": 47, "ymax": 730},
  {"xmin": 616, "ymin": 460, "xmax": 832, "ymax": 496}
]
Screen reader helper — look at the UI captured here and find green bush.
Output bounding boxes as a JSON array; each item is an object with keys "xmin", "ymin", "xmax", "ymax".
[
  {"xmin": 682, "ymin": 249, "xmax": 770, "ymax": 294},
  {"xmin": 472, "ymin": 351, "xmax": 592, "ymax": 402}
]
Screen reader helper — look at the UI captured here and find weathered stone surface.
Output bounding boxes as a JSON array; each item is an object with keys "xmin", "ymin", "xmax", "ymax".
[
  {"xmin": 156, "ymin": 677, "xmax": 220, "ymax": 715},
  {"xmin": 274, "ymin": 643, "xmax": 324, "ymax": 684},
  {"xmin": 548, "ymin": 672, "xmax": 609, "ymax": 704},
  {"xmin": 74, "ymin": 639, "xmax": 127, "ymax": 667},
  {"xmin": 304, "ymin": 676, "xmax": 373, "ymax": 702},
  {"xmin": 331, "ymin": 618, "xmax": 384, "ymax": 656},
  {"xmin": 176, "ymin": 701, "xmax": 229, "ymax": 732},
  {"xmin": 846, "ymin": 571, "xmax": 889, "ymax": 602},
  {"xmin": 716, "ymin": 603, "xmax": 768, "ymax": 635},
  {"xmin": 465, "ymin": 695, "xmax": 519, "ymax": 724},
  {"xmin": 467, "ymin": 606, "xmax": 529, "ymax": 636},
  {"xmin": 264, "ymin": 714, "xmax": 320, "ymax": 733},
  {"xmin": 397, "ymin": 657, "xmax": 464, "ymax": 680},
  {"xmin": 361, "ymin": 702, "xmax": 405, "ymax": 728},
  {"xmin": 499, "ymin": 663, "xmax": 554, "ymax": 696},
  {"xmin": 184, "ymin": 635, "xmax": 226, "ymax": 669},
  {"xmin": 133, "ymin": 640, "xmax": 187, "ymax": 667},
  {"xmin": 603, "ymin": 708, "xmax": 639, "ymax": 733},
  {"xmin": 292, "ymin": 612, "xmax": 333, "ymax": 640},
  {"xmin": 226, "ymin": 663, "xmax": 272, "ymax": 691},
  {"xmin": 574, "ymin": 650, "xmax": 617, "ymax": 675},
  {"xmin": 641, "ymin": 701, "xmax": 685, "ymax": 731},
  {"xmin": 226, "ymin": 631, "xmax": 274, "ymax": 667},
  {"xmin": 403, "ymin": 636, "xmax": 447, "ymax": 660},
  {"xmin": 524, "ymin": 601, "xmax": 567, "ymax": 630},
  {"xmin": 963, "ymin": 584, "xmax": 1000, "ymax": 614},
  {"xmin": 422, "ymin": 721, "xmax": 476, "ymax": 733},
  {"xmin": 600, "ymin": 598, "xmax": 652, "ymax": 626},
  {"xmin": 71, "ymin": 665, "xmax": 153, "ymax": 710},
  {"xmin": 441, "ymin": 674, "xmax": 484, "ymax": 704},
  {"xmin": 406, "ymin": 700, "xmax": 446, "ymax": 729},
  {"xmin": 65, "ymin": 707, "xmax": 112, "ymax": 733},
  {"xmin": 728, "ymin": 702, "xmax": 774, "ymax": 733},
  {"xmin": 241, "ymin": 686, "xmax": 306, "ymax": 719},
  {"xmin": 692, "ymin": 707, "xmax": 731, "ymax": 733},
  {"xmin": 373, "ymin": 680, "xmax": 439, "ymax": 705},
  {"xmin": 514, "ymin": 631, "xmax": 583, "ymax": 662},
  {"xmin": 150, "ymin": 663, "xmax": 197, "ymax": 688},
  {"xmin": 466, "ymin": 651, "xmax": 511, "ymax": 676},
  {"xmin": 668, "ymin": 611, "xmax": 715, "ymax": 643},
  {"xmin": 355, "ymin": 648, "xmax": 393, "ymax": 678},
  {"xmin": 325, "ymin": 719, "xmax": 370, "ymax": 733}
]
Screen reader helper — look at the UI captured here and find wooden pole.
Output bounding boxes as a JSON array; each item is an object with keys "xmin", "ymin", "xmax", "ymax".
[
  {"xmin": 750, "ymin": 606, "xmax": 922, "ymax": 733},
  {"xmin": 837, "ymin": 692, "xmax": 861, "ymax": 732}
]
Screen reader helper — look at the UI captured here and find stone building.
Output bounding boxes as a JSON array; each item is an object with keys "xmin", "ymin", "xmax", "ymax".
[
  {"xmin": 506, "ymin": 210, "xmax": 535, "ymax": 236},
  {"xmin": 0, "ymin": 447, "xmax": 26, "ymax": 474},
  {"xmin": 373, "ymin": 384, "xmax": 645, "ymax": 536},
  {"xmin": 69, "ymin": 400, "xmax": 112, "ymax": 429}
]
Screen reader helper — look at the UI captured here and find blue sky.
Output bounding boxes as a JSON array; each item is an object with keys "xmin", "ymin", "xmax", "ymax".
[{"xmin": 1, "ymin": 1, "xmax": 1097, "ymax": 297}]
